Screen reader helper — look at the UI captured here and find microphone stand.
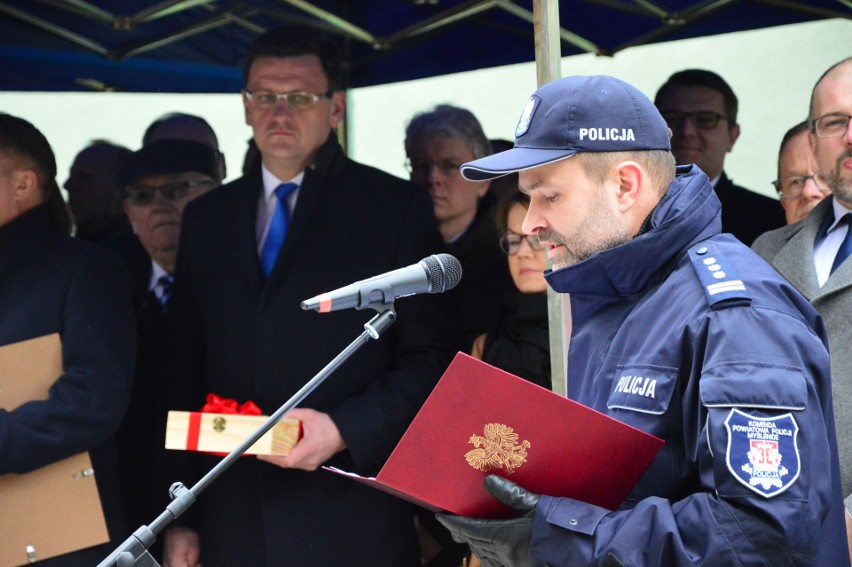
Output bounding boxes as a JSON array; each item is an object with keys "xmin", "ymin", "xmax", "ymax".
[{"xmin": 98, "ymin": 307, "xmax": 397, "ymax": 567}]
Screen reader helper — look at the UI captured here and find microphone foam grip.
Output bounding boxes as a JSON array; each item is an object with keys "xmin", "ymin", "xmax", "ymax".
[{"xmin": 422, "ymin": 254, "xmax": 463, "ymax": 293}]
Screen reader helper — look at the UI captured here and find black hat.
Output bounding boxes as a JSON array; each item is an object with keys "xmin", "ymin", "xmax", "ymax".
[{"xmin": 120, "ymin": 139, "xmax": 220, "ymax": 186}]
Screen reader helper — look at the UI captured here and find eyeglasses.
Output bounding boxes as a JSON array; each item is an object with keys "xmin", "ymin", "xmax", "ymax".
[
  {"xmin": 244, "ymin": 90, "xmax": 333, "ymax": 111},
  {"xmin": 771, "ymin": 174, "xmax": 829, "ymax": 201},
  {"xmin": 660, "ymin": 111, "xmax": 728, "ymax": 130},
  {"xmin": 404, "ymin": 158, "xmax": 462, "ymax": 178},
  {"xmin": 811, "ymin": 114, "xmax": 851, "ymax": 138},
  {"xmin": 125, "ymin": 179, "xmax": 213, "ymax": 206},
  {"xmin": 499, "ymin": 232, "xmax": 546, "ymax": 255}
]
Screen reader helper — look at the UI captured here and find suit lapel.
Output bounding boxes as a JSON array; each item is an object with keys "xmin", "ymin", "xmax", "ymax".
[
  {"xmin": 819, "ymin": 202, "xmax": 852, "ymax": 297},
  {"xmin": 230, "ymin": 171, "xmax": 266, "ymax": 292},
  {"xmin": 131, "ymin": 259, "xmax": 165, "ymax": 328},
  {"xmin": 278, "ymin": 162, "xmax": 323, "ymax": 263},
  {"xmin": 821, "ymin": 260, "xmax": 852, "ymax": 297},
  {"xmin": 771, "ymin": 201, "xmax": 829, "ymax": 301},
  {"xmin": 266, "ymin": 134, "xmax": 341, "ymax": 283},
  {"xmin": 131, "ymin": 256, "xmax": 154, "ymax": 296}
]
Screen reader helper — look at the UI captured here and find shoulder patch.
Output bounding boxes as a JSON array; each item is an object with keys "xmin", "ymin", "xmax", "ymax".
[
  {"xmin": 724, "ymin": 409, "xmax": 800, "ymax": 498},
  {"xmin": 688, "ymin": 243, "xmax": 752, "ymax": 309}
]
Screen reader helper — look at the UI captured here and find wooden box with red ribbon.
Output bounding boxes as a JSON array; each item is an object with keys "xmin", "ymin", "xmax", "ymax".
[{"xmin": 164, "ymin": 394, "xmax": 301, "ymax": 456}]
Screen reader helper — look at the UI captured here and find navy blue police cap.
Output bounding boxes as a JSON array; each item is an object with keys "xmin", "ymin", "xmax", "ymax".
[{"xmin": 461, "ymin": 75, "xmax": 671, "ymax": 181}]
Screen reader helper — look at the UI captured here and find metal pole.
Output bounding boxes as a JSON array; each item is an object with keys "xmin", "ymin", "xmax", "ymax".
[
  {"xmin": 532, "ymin": 0, "xmax": 568, "ymax": 398},
  {"xmin": 97, "ymin": 309, "xmax": 397, "ymax": 567},
  {"xmin": 533, "ymin": 0, "xmax": 561, "ymax": 87}
]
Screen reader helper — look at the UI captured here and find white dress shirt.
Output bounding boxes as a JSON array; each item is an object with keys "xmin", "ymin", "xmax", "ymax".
[
  {"xmin": 256, "ymin": 164, "xmax": 305, "ymax": 256},
  {"xmin": 147, "ymin": 261, "xmax": 171, "ymax": 301},
  {"xmin": 709, "ymin": 174, "xmax": 721, "ymax": 188},
  {"xmin": 814, "ymin": 197, "xmax": 852, "ymax": 287}
]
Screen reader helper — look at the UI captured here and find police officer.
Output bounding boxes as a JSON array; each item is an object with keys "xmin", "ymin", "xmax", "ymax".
[{"xmin": 437, "ymin": 75, "xmax": 849, "ymax": 566}]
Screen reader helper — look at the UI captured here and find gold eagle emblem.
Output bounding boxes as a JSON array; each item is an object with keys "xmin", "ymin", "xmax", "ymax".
[{"xmin": 465, "ymin": 423, "xmax": 531, "ymax": 474}]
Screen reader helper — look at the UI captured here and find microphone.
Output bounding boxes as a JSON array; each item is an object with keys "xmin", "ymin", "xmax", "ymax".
[{"xmin": 301, "ymin": 253, "xmax": 462, "ymax": 313}]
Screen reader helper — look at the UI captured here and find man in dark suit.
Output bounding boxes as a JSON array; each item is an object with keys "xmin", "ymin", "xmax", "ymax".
[
  {"xmin": 752, "ymin": 56, "xmax": 852, "ymax": 562},
  {"xmin": 0, "ymin": 113, "xmax": 135, "ymax": 566},
  {"xmin": 164, "ymin": 28, "xmax": 463, "ymax": 567},
  {"xmin": 655, "ymin": 69, "xmax": 785, "ymax": 244},
  {"xmin": 112, "ymin": 139, "xmax": 220, "ymax": 538}
]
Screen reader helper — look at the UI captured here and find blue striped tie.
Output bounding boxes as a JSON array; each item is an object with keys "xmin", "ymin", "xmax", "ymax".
[
  {"xmin": 831, "ymin": 213, "xmax": 852, "ymax": 275},
  {"xmin": 158, "ymin": 275, "xmax": 174, "ymax": 311},
  {"xmin": 260, "ymin": 182, "xmax": 298, "ymax": 278}
]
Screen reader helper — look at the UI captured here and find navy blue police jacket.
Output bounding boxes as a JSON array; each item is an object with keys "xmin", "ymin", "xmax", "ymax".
[{"xmin": 532, "ymin": 165, "xmax": 849, "ymax": 566}]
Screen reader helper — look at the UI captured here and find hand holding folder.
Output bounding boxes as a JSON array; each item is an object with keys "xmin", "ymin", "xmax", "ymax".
[
  {"xmin": 0, "ymin": 334, "xmax": 108, "ymax": 567},
  {"xmin": 326, "ymin": 353, "xmax": 664, "ymax": 519},
  {"xmin": 437, "ymin": 475, "xmax": 538, "ymax": 567}
]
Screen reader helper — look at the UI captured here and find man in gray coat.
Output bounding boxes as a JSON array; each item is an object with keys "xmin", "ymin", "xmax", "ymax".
[{"xmin": 752, "ymin": 56, "xmax": 852, "ymax": 557}]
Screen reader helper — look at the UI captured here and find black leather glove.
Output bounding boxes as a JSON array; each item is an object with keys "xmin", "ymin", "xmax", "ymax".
[{"xmin": 436, "ymin": 475, "xmax": 540, "ymax": 567}]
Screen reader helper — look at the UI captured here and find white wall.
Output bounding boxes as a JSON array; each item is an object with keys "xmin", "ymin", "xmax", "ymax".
[
  {"xmin": 0, "ymin": 18, "xmax": 849, "ymax": 198},
  {"xmin": 0, "ymin": 93, "xmax": 252, "ymax": 188},
  {"xmin": 349, "ymin": 18, "xmax": 852, "ymax": 197}
]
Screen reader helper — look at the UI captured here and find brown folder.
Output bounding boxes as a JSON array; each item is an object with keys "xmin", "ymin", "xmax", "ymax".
[{"xmin": 0, "ymin": 333, "xmax": 109, "ymax": 566}]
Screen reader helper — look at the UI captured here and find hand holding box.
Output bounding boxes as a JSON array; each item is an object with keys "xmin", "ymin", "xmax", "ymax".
[{"xmin": 165, "ymin": 394, "xmax": 302, "ymax": 456}]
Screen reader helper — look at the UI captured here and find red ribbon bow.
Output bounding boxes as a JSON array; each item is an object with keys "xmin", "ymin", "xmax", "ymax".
[{"xmin": 200, "ymin": 393, "xmax": 263, "ymax": 416}]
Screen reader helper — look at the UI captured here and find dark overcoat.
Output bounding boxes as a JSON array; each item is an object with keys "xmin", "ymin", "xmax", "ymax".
[
  {"xmin": 172, "ymin": 134, "xmax": 464, "ymax": 566},
  {"xmin": 715, "ymin": 172, "xmax": 785, "ymax": 245},
  {"xmin": 0, "ymin": 205, "xmax": 135, "ymax": 566}
]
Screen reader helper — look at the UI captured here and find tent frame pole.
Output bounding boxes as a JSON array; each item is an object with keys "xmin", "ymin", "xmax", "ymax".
[{"xmin": 533, "ymin": 0, "xmax": 569, "ymax": 397}]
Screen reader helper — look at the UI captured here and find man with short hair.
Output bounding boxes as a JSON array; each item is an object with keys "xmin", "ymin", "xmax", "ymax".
[
  {"xmin": 405, "ymin": 104, "xmax": 514, "ymax": 345},
  {"xmin": 772, "ymin": 121, "xmax": 830, "ymax": 225},
  {"xmin": 64, "ymin": 140, "xmax": 131, "ymax": 237},
  {"xmin": 165, "ymin": 28, "xmax": 462, "ymax": 567},
  {"xmin": 655, "ymin": 69, "xmax": 785, "ymax": 244},
  {"xmin": 752, "ymin": 57, "xmax": 852, "ymax": 561},
  {"xmin": 64, "ymin": 139, "xmax": 143, "ymax": 265},
  {"xmin": 113, "ymin": 139, "xmax": 220, "ymax": 536},
  {"xmin": 436, "ymin": 74, "xmax": 849, "ymax": 565},
  {"xmin": 0, "ymin": 113, "xmax": 135, "ymax": 566}
]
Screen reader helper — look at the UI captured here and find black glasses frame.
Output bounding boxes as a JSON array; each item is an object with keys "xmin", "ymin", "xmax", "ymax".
[
  {"xmin": 661, "ymin": 110, "xmax": 729, "ymax": 130},
  {"xmin": 125, "ymin": 179, "xmax": 213, "ymax": 206},
  {"xmin": 499, "ymin": 232, "xmax": 546, "ymax": 255},
  {"xmin": 404, "ymin": 158, "xmax": 462, "ymax": 178}
]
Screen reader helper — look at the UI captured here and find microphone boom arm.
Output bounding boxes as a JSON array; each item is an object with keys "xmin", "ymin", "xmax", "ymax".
[{"xmin": 97, "ymin": 308, "xmax": 397, "ymax": 567}]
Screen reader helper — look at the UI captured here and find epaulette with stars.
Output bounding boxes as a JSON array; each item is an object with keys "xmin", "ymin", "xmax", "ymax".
[{"xmin": 688, "ymin": 242, "xmax": 753, "ymax": 309}]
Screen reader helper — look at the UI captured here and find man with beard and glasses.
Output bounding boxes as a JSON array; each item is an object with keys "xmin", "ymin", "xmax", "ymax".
[
  {"xmin": 753, "ymin": 56, "xmax": 852, "ymax": 563},
  {"xmin": 434, "ymin": 74, "xmax": 849, "ymax": 566}
]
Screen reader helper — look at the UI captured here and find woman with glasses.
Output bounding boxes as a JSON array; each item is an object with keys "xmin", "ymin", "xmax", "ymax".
[
  {"xmin": 471, "ymin": 191, "xmax": 551, "ymax": 390},
  {"xmin": 462, "ymin": 190, "xmax": 550, "ymax": 567}
]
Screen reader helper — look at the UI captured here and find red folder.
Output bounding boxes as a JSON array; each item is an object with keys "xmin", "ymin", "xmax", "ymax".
[{"xmin": 328, "ymin": 353, "xmax": 663, "ymax": 519}]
